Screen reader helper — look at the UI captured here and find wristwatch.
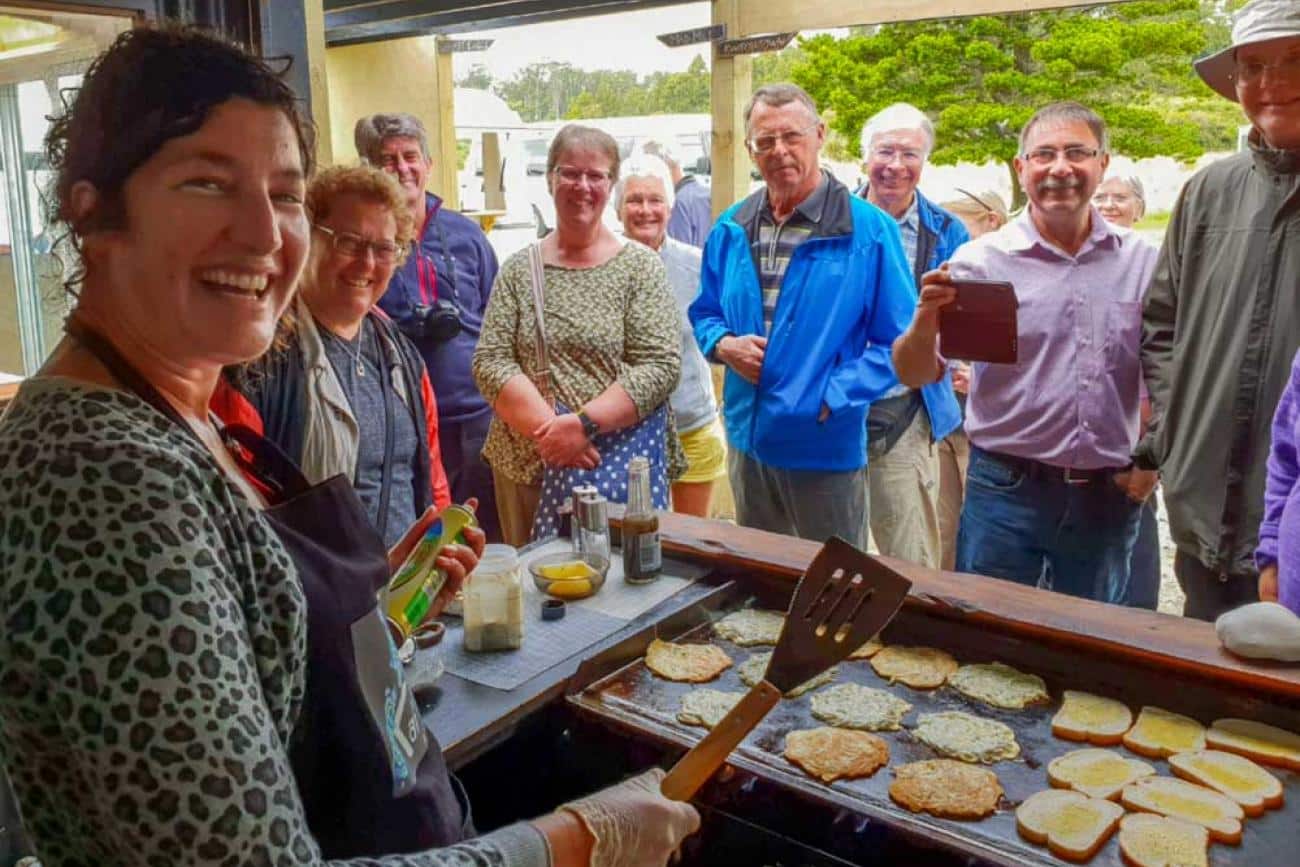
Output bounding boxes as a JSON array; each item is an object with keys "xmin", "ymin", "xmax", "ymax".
[{"xmin": 576, "ymin": 409, "xmax": 600, "ymax": 439}]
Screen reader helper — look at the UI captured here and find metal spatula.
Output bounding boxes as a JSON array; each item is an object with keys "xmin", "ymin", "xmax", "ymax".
[{"xmin": 661, "ymin": 536, "xmax": 912, "ymax": 802}]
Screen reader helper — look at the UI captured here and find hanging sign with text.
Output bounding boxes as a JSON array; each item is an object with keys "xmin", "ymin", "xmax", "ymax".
[
  {"xmin": 657, "ymin": 24, "xmax": 726, "ymax": 48},
  {"xmin": 438, "ymin": 39, "xmax": 494, "ymax": 54},
  {"xmin": 716, "ymin": 32, "xmax": 796, "ymax": 58}
]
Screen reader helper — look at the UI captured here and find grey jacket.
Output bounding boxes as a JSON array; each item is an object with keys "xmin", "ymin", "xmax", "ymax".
[{"xmin": 1137, "ymin": 135, "xmax": 1300, "ymax": 577}]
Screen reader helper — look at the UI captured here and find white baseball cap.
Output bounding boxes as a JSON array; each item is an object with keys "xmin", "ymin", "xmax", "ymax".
[{"xmin": 1194, "ymin": 0, "xmax": 1300, "ymax": 101}]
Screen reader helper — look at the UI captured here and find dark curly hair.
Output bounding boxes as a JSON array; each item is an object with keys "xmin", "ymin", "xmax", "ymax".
[{"xmin": 44, "ymin": 23, "xmax": 316, "ymax": 295}]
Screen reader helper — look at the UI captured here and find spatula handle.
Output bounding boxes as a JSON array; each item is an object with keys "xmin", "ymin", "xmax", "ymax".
[{"xmin": 660, "ymin": 680, "xmax": 782, "ymax": 802}]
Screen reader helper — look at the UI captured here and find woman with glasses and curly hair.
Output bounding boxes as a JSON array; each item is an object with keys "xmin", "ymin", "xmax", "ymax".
[{"xmin": 221, "ymin": 164, "xmax": 452, "ymax": 548}]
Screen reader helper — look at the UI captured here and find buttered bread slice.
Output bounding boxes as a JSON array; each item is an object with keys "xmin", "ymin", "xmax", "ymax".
[
  {"xmin": 1120, "ymin": 776, "xmax": 1244, "ymax": 845},
  {"xmin": 1052, "ymin": 690, "xmax": 1133, "ymax": 746},
  {"xmin": 1047, "ymin": 748, "xmax": 1155, "ymax": 800},
  {"xmin": 1117, "ymin": 813, "xmax": 1209, "ymax": 867},
  {"xmin": 1168, "ymin": 749, "xmax": 1283, "ymax": 816},
  {"xmin": 1016, "ymin": 789, "xmax": 1124, "ymax": 863},
  {"xmin": 1206, "ymin": 718, "xmax": 1300, "ymax": 772},
  {"xmin": 1122, "ymin": 706, "xmax": 1206, "ymax": 758}
]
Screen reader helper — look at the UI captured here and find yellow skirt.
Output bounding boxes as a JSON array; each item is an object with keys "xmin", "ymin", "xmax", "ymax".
[{"xmin": 677, "ymin": 419, "xmax": 727, "ymax": 484}]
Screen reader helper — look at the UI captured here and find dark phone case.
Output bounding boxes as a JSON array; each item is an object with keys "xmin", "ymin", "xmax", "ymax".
[{"xmin": 939, "ymin": 280, "xmax": 1018, "ymax": 364}]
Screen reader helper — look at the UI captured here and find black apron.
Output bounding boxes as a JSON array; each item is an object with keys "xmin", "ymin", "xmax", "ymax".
[{"xmin": 65, "ymin": 319, "xmax": 468, "ymax": 859}]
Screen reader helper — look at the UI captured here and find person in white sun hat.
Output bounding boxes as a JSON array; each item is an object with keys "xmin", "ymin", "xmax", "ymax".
[{"xmin": 1136, "ymin": 0, "xmax": 1300, "ymax": 622}]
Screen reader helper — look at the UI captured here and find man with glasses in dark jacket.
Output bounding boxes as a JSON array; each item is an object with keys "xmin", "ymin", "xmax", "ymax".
[
  {"xmin": 356, "ymin": 113, "xmax": 502, "ymax": 541},
  {"xmin": 1137, "ymin": 0, "xmax": 1300, "ymax": 620}
]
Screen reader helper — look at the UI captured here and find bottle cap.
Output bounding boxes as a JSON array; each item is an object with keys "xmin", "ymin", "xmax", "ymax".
[{"xmin": 541, "ymin": 598, "xmax": 567, "ymax": 620}]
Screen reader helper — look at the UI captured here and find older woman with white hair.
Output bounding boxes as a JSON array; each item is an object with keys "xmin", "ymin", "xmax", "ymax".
[
  {"xmin": 1093, "ymin": 175, "xmax": 1146, "ymax": 228},
  {"xmin": 1093, "ymin": 173, "xmax": 1162, "ymax": 609},
  {"xmin": 616, "ymin": 154, "xmax": 725, "ymax": 516}
]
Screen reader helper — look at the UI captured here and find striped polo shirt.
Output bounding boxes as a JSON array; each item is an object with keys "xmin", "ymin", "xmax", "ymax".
[{"xmin": 750, "ymin": 172, "xmax": 830, "ymax": 335}]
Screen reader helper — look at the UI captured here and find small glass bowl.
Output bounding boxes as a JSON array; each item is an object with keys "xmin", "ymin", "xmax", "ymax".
[{"xmin": 528, "ymin": 551, "xmax": 609, "ymax": 600}]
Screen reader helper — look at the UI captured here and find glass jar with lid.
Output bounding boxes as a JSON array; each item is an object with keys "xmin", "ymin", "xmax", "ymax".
[{"xmin": 462, "ymin": 544, "xmax": 524, "ymax": 651}]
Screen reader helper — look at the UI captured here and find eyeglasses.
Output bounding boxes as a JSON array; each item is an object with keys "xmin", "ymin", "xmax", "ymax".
[
  {"xmin": 747, "ymin": 121, "xmax": 820, "ymax": 155},
  {"xmin": 1232, "ymin": 54, "xmax": 1300, "ymax": 86},
  {"xmin": 869, "ymin": 145, "xmax": 925, "ymax": 165},
  {"xmin": 553, "ymin": 166, "xmax": 613, "ymax": 187},
  {"xmin": 1092, "ymin": 192, "xmax": 1134, "ymax": 205},
  {"xmin": 1023, "ymin": 146, "xmax": 1102, "ymax": 166},
  {"xmin": 314, "ymin": 224, "xmax": 406, "ymax": 264}
]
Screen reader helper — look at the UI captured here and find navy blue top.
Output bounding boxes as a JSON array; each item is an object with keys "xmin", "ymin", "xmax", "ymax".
[
  {"xmin": 378, "ymin": 193, "xmax": 500, "ymax": 424},
  {"xmin": 668, "ymin": 175, "xmax": 714, "ymax": 249}
]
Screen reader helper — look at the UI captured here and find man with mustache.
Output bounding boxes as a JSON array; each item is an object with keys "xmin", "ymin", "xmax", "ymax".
[
  {"xmin": 891, "ymin": 102, "xmax": 1159, "ymax": 604},
  {"xmin": 1137, "ymin": 0, "xmax": 1300, "ymax": 622},
  {"xmin": 689, "ymin": 83, "xmax": 917, "ymax": 548}
]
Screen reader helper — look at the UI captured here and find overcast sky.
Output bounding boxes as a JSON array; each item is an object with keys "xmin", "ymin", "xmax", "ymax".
[{"xmin": 453, "ymin": 3, "xmax": 844, "ymax": 81}]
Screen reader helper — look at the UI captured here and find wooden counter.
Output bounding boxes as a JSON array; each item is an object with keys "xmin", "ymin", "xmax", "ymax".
[
  {"xmin": 427, "ymin": 509, "xmax": 1298, "ymax": 773},
  {"xmin": 646, "ymin": 507, "xmax": 1300, "ymax": 702}
]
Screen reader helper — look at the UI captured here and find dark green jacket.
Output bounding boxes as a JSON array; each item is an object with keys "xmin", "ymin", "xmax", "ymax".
[{"xmin": 1137, "ymin": 135, "xmax": 1300, "ymax": 578}]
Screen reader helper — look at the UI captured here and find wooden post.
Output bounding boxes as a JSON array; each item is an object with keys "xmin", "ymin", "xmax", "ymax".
[
  {"xmin": 482, "ymin": 132, "xmax": 506, "ymax": 212},
  {"xmin": 432, "ymin": 38, "xmax": 460, "ymax": 210},
  {"xmin": 302, "ymin": 0, "xmax": 333, "ymax": 166},
  {"xmin": 710, "ymin": 0, "xmax": 752, "ymax": 219}
]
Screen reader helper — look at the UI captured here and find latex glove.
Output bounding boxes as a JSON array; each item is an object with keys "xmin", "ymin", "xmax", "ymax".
[
  {"xmin": 562, "ymin": 768, "xmax": 700, "ymax": 867},
  {"xmin": 1216, "ymin": 602, "xmax": 1300, "ymax": 663}
]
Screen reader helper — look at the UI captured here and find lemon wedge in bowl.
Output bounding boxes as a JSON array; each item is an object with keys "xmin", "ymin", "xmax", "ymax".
[{"xmin": 529, "ymin": 552, "xmax": 608, "ymax": 600}]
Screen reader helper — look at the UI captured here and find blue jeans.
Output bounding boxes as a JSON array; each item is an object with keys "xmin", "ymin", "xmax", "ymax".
[
  {"xmin": 1124, "ymin": 497, "xmax": 1161, "ymax": 609},
  {"xmin": 956, "ymin": 447, "xmax": 1142, "ymax": 603}
]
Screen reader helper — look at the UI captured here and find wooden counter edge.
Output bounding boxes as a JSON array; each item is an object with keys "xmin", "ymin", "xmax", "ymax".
[{"xmin": 608, "ymin": 506, "xmax": 1300, "ymax": 701}]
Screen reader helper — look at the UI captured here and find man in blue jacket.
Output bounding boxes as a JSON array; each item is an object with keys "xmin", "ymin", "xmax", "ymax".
[
  {"xmin": 857, "ymin": 103, "xmax": 967, "ymax": 568},
  {"xmin": 356, "ymin": 113, "xmax": 502, "ymax": 541},
  {"xmin": 689, "ymin": 84, "xmax": 917, "ymax": 548}
]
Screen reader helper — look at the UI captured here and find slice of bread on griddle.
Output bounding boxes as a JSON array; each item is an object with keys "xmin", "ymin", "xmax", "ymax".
[
  {"xmin": 1047, "ymin": 748, "xmax": 1154, "ymax": 800},
  {"xmin": 1117, "ymin": 813, "xmax": 1209, "ymax": 867},
  {"xmin": 1119, "ymin": 776, "xmax": 1244, "ymax": 845},
  {"xmin": 1205, "ymin": 717, "xmax": 1300, "ymax": 772},
  {"xmin": 1052, "ymin": 690, "xmax": 1133, "ymax": 746},
  {"xmin": 1015, "ymin": 789, "xmax": 1124, "ymax": 862},
  {"xmin": 1121, "ymin": 706, "xmax": 1206, "ymax": 758},
  {"xmin": 1168, "ymin": 749, "xmax": 1283, "ymax": 816}
]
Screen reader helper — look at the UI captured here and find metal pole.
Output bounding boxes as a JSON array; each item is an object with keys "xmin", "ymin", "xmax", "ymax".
[{"xmin": 0, "ymin": 83, "xmax": 46, "ymax": 374}]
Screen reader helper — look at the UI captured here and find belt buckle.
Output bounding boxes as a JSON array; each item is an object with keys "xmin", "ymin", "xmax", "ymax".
[{"xmin": 1063, "ymin": 467, "xmax": 1091, "ymax": 486}]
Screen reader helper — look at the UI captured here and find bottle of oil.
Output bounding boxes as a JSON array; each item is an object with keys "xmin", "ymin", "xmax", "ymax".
[{"xmin": 622, "ymin": 455, "xmax": 662, "ymax": 583}]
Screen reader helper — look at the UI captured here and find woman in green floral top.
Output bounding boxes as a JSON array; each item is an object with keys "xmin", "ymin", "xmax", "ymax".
[{"xmin": 473, "ymin": 125, "xmax": 683, "ymax": 545}]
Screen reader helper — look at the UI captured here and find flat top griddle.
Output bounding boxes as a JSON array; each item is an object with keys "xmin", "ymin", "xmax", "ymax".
[{"xmin": 569, "ymin": 610, "xmax": 1300, "ymax": 867}]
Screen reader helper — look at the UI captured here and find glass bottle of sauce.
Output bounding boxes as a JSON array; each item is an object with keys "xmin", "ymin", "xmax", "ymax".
[{"xmin": 622, "ymin": 456, "xmax": 662, "ymax": 583}]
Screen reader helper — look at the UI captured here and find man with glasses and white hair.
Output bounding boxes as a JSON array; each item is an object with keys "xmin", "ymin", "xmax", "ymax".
[
  {"xmin": 892, "ymin": 101, "xmax": 1159, "ymax": 604},
  {"xmin": 857, "ymin": 103, "xmax": 966, "ymax": 569},
  {"xmin": 355, "ymin": 112, "xmax": 502, "ymax": 541},
  {"xmin": 1137, "ymin": 0, "xmax": 1300, "ymax": 621},
  {"xmin": 689, "ymin": 83, "xmax": 918, "ymax": 547}
]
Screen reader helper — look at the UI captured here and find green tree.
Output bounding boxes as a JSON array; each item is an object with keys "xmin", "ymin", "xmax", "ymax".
[
  {"xmin": 457, "ymin": 63, "xmax": 493, "ymax": 90},
  {"xmin": 564, "ymin": 91, "xmax": 606, "ymax": 119},
  {"xmin": 793, "ymin": 0, "xmax": 1241, "ymax": 206}
]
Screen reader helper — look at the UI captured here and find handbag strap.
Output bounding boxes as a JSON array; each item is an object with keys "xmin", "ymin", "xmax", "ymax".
[{"xmin": 526, "ymin": 243, "xmax": 556, "ymax": 405}]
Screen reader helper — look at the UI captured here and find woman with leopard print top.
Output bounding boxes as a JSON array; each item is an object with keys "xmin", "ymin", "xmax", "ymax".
[{"xmin": 0, "ymin": 24, "xmax": 696, "ymax": 867}]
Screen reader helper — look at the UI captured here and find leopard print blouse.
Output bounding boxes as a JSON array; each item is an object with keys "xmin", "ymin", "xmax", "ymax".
[{"xmin": 0, "ymin": 378, "xmax": 547, "ymax": 867}]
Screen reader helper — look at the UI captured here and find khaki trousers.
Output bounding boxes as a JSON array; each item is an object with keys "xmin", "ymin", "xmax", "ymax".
[
  {"xmin": 493, "ymin": 473, "xmax": 542, "ymax": 548},
  {"xmin": 867, "ymin": 410, "xmax": 941, "ymax": 568},
  {"xmin": 937, "ymin": 430, "xmax": 971, "ymax": 572}
]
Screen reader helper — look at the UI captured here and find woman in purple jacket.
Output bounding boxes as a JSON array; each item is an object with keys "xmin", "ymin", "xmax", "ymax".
[{"xmin": 1257, "ymin": 350, "xmax": 1300, "ymax": 615}]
